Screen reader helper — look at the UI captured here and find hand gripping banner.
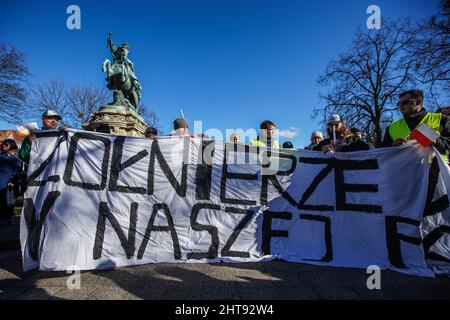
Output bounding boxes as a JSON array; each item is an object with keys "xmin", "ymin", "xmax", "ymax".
[{"xmin": 20, "ymin": 129, "xmax": 450, "ymax": 276}]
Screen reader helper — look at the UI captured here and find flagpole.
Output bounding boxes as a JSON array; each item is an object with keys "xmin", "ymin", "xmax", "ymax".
[{"xmin": 333, "ymin": 125, "xmax": 336, "ymax": 145}]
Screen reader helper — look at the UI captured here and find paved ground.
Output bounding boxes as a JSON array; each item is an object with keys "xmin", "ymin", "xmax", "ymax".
[
  {"xmin": 1, "ymin": 248, "xmax": 450, "ymax": 300},
  {"xmin": 1, "ymin": 211, "xmax": 450, "ymax": 300}
]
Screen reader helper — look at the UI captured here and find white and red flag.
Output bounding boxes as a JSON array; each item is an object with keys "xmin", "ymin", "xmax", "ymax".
[{"xmin": 410, "ymin": 123, "xmax": 439, "ymax": 147}]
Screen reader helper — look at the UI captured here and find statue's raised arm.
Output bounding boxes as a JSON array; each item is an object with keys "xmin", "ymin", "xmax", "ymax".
[{"xmin": 107, "ymin": 32, "xmax": 117, "ymax": 59}]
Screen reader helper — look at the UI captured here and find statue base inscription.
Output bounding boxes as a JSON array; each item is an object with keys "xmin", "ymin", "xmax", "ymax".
[{"xmin": 83, "ymin": 105, "xmax": 147, "ymax": 137}]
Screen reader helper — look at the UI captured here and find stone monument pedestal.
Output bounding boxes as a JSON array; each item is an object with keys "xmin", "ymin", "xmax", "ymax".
[{"xmin": 83, "ymin": 105, "xmax": 147, "ymax": 137}]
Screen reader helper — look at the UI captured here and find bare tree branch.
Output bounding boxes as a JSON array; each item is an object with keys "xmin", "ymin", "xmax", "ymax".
[
  {"xmin": 66, "ymin": 84, "xmax": 109, "ymax": 127},
  {"xmin": 408, "ymin": 0, "xmax": 449, "ymax": 92},
  {"xmin": 29, "ymin": 78, "xmax": 68, "ymax": 120},
  {"xmin": 0, "ymin": 43, "xmax": 28, "ymax": 123},
  {"xmin": 30, "ymin": 79, "xmax": 110, "ymax": 128},
  {"xmin": 315, "ymin": 19, "xmax": 424, "ymax": 145},
  {"xmin": 137, "ymin": 103, "xmax": 163, "ymax": 133}
]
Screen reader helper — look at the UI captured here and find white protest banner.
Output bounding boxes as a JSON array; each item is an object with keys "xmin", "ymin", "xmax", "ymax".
[
  {"xmin": 420, "ymin": 148, "xmax": 450, "ymax": 274},
  {"xmin": 20, "ymin": 129, "xmax": 444, "ymax": 277}
]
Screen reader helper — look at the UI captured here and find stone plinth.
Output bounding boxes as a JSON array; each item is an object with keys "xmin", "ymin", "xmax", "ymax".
[{"xmin": 83, "ymin": 105, "xmax": 147, "ymax": 137}]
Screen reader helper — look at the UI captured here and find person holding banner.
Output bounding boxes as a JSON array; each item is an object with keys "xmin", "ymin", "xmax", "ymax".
[
  {"xmin": 382, "ymin": 89, "xmax": 450, "ymax": 213},
  {"xmin": 282, "ymin": 141, "xmax": 294, "ymax": 149},
  {"xmin": 250, "ymin": 120, "xmax": 280, "ymax": 148},
  {"xmin": 313, "ymin": 115, "xmax": 370, "ymax": 153},
  {"xmin": 342, "ymin": 127, "xmax": 374, "ymax": 151},
  {"xmin": 18, "ymin": 109, "xmax": 66, "ymax": 165},
  {"xmin": 144, "ymin": 126, "xmax": 158, "ymax": 140},
  {"xmin": 313, "ymin": 115, "xmax": 346, "ymax": 152},
  {"xmin": 170, "ymin": 117, "xmax": 198, "ymax": 138},
  {"xmin": 381, "ymin": 89, "xmax": 450, "ymax": 158},
  {"xmin": 17, "ymin": 110, "xmax": 67, "ymax": 197},
  {"xmin": 229, "ymin": 133, "xmax": 241, "ymax": 144},
  {"xmin": 305, "ymin": 130, "xmax": 323, "ymax": 150},
  {"xmin": 0, "ymin": 139, "xmax": 21, "ymax": 226}
]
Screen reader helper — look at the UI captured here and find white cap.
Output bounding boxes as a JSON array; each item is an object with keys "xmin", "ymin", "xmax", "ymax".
[
  {"xmin": 311, "ymin": 131, "xmax": 323, "ymax": 139},
  {"xmin": 327, "ymin": 114, "xmax": 341, "ymax": 124},
  {"xmin": 42, "ymin": 109, "xmax": 62, "ymax": 120}
]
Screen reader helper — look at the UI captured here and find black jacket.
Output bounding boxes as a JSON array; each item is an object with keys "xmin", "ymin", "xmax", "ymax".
[
  {"xmin": 312, "ymin": 136, "xmax": 371, "ymax": 152},
  {"xmin": 312, "ymin": 136, "xmax": 343, "ymax": 151},
  {"xmin": 380, "ymin": 109, "xmax": 450, "ymax": 155}
]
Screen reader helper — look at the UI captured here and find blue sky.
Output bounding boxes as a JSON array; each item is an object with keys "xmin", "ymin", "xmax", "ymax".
[{"xmin": 0, "ymin": 0, "xmax": 440, "ymax": 147}]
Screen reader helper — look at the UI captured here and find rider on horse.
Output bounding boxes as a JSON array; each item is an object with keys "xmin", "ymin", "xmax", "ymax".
[{"xmin": 104, "ymin": 32, "xmax": 142, "ymax": 109}]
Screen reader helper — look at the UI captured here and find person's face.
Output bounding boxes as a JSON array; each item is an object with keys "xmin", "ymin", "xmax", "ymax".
[
  {"xmin": 355, "ymin": 132, "xmax": 362, "ymax": 139},
  {"xmin": 327, "ymin": 122, "xmax": 343, "ymax": 134},
  {"xmin": 312, "ymin": 136, "xmax": 322, "ymax": 145},
  {"xmin": 180, "ymin": 126, "xmax": 189, "ymax": 135},
  {"xmin": 232, "ymin": 135, "xmax": 240, "ymax": 143},
  {"xmin": 146, "ymin": 132, "xmax": 156, "ymax": 139},
  {"xmin": 42, "ymin": 116, "xmax": 59, "ymax": 129},
  {"xmin": 118, "ymin": 47, "xmax": 129, "ymax": 59},
  {"xmin": 261, "ymin": 125, "xmax": 276, "ymax": 140},
  {"xmin": 397, "ymin": 94, "xmax": 422, "ymax": 116},
  {"xmin": 0, "ymin": 142, "xmax": 11, "ymax": 153}
]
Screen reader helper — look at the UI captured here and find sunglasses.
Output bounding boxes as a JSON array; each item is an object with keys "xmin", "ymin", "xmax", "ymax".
[{"xmin": 397, "ymin": 99, "xmax": 416, "ymax": 107}]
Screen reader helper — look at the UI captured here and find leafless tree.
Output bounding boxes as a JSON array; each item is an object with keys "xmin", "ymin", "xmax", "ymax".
[
  {"xmin": 409, "ymin": 0, "xmax": 449, "ymax": 100},
  {"xmin": 0, "ymin": 43, "xmax": 28, "ymax": 123},
  {"xmin": 31, "ymin": 79, "xmax": 161, "ymax": 130},
  {"xmin": 30, "ymin": 78, "xmax": 109, "ymax": 128},
  {"xmin": 137, "ymin": 103, "xmax": 163, "ymax": 133},
  {"xmin": 66, "ymin": 84, "xmax": 109, "ymax": 127},
  {"xmin": 314, "ymin": 20, "xmax": 421, "ymax": 145},
  {"xmin": 29, "ymin": 78, "xmax": 69, "ymax": 120}
]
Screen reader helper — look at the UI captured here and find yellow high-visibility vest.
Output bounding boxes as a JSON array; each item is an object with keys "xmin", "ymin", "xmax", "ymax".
[
  {"xmin": 389, "ymin": 112, "xmax": 448, "ymax": 162},
  {"xmin": 250, "ymin": 139, "xmax": 280, "ymax": 148}
]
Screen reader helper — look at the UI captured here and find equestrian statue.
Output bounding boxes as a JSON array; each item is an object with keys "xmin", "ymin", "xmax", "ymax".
[{"xmin": 102, "ymin": 32, "xmax": 142, "ymax": 111}]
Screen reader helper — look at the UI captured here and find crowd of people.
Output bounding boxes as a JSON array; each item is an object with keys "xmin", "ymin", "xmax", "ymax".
[{"xmin": 0, "ymin": 89, "xmax": 449, "ymax": 226}]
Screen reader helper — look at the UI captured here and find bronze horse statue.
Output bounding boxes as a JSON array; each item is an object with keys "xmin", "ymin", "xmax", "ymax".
[{"xmin": 102, "ymin": 33, "xmax": 142, "ymax": 110}]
